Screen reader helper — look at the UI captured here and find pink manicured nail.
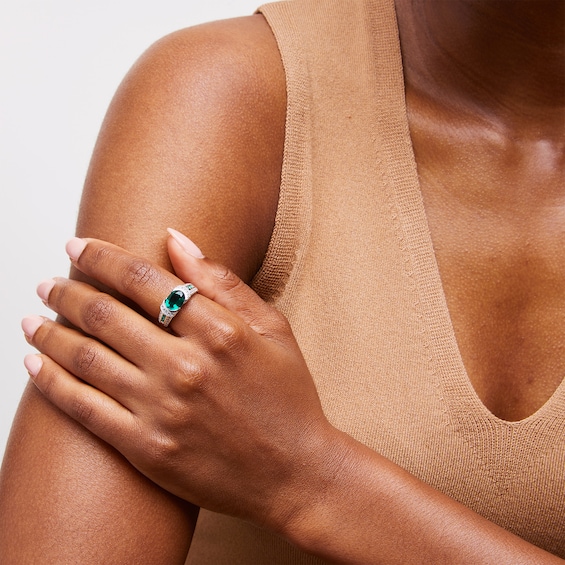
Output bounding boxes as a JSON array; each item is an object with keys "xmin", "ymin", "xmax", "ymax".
[
  {"xmin": 66, "ymin": 237, "xmax": 87, "ymax": 261},
  {"xmin": 24, "ymin": 354, "xmax": 43, "ymax": 377},
  {"xmin": 21, "ymin": 315, "xmax": 45, "ymax": 338},
  {"xmin": 167, "ymin": 228, "xmax": 205, "ymax": 258},
  {"xmin": 37, "ymin": 279, "xmax": 56, "ymax": 303}
]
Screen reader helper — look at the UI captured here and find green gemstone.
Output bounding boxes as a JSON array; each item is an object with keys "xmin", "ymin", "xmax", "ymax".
[{"xmin": 164, "ymin": 290, "xmax": 186, "ymax": 312}]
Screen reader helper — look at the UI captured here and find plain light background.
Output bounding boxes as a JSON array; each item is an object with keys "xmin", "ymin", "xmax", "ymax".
[{"xmin": 0, "ymin": 0, "xmax": 263, "ymax": 461}]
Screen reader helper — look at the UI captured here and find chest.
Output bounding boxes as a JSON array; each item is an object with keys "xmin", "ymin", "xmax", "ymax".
[{"xmin": 412, "ymin": 124, "xmax": 565, "ymax": 421}]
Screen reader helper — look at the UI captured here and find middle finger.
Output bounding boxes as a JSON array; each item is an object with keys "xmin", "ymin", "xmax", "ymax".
[
  {"xmin": 41, "ymin": 277, "xmax": 166, "ymax": 365},
  {"xmin": 63, "ymin": 238, "xmax": 238, "ymax": 342},
  {"xmin": 66, "ymin": 238, "xmax": 200, "ymax": 332}
]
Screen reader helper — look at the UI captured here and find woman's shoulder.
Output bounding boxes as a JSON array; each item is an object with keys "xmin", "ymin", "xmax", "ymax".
[
  {"xmin": 86, "ymin": 15, "xmax": 286, "ymax": 281},
  {"xmin": 127, "ymin": 15, "xmax": 285, "ymax": 108}
]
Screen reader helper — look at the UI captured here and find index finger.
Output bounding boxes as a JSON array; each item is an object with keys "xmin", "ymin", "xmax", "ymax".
[{"xmin": 66, "ymin": 237, "xmax": 195, "ymax": 326}]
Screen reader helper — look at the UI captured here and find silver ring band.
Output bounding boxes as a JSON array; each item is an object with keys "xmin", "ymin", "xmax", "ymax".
[{"xmin": 158, "ymin": 283, "xmax": 198, "ymax": 327}]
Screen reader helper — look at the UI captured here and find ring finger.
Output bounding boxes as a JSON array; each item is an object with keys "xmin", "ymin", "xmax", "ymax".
[
  {"xmin": 63, "ymin": 238, "xmax": 240, "ymax": 345},
  {"xmin": 66, "ymin": 238, "xmax": 202, "ymax": 335}
]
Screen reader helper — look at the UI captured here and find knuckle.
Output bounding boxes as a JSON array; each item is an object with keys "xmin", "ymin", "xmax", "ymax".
[
  {"xmin": 37, "ymin": 365, "xmax": 57, "ymax": 399},
  {"xmin": 172, "ymin": 356, "xmax": 209, "ymax": 394},
  {"xmin": 89, "ymin": 244, "xmax": 112, "ymax": 264},
  {"xmin": 69, "ymin": 392, "xmax": 95, "ymax": 424},
  {"xmin": 270, "ymin": 309, "xmax": 292, "ymax": 335},
  {"xmin": 73, "ymin": 341, "xmax": 99, "ymax": 375},
  {"xmin": 256, "ymin": 306, "xmax": 293, "ymax": 343},
  {"xmin": 146, "ymin": 431, "xmax": 179, "ymax": 465},
  {"xmin": 82, "ymin": 295, "xmax": 116, "ymax": 333},
  {"xmin": 208, "ymin": 318, "xmax": 248, "ymax": 354},
  {"xmin": 212, "ymin": 264, "xmax": 243, "ymax": 293},
  {"xmin": 122, "ymin": 259, "xmax": 157, "ymax": 292}
]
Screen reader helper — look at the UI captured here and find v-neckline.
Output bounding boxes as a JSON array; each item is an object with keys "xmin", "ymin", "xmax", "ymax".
[{"xmin": 367, "ymin": 0, "xmax": 565, "ymax": 426}]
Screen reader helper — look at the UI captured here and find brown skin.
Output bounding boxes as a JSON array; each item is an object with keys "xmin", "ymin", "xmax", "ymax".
[
  {"xmin": 395, "ymin": 0, "xmax": 565, "ymax": 421},
  {"xmin": 1, "ymin": 0, "xmax": 564, "ymax": 563},
  {"xmin": 0, "ymin": 15, "xmax": 284, "ymax": 565},
  {"xmin": 18, "ymin": 237, "xmax": 564, "ymax": 565}
]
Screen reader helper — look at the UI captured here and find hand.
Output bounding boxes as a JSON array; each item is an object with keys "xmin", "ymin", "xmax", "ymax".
[{"xmin": 21, "ymin": 232, "xmax": 333, "ymax": 534}]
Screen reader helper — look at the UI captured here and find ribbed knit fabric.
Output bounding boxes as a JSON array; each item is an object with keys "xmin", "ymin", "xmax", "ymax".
[{"xmin": 186, "ymin": 1, "xmax": 565, "ymax": 561}]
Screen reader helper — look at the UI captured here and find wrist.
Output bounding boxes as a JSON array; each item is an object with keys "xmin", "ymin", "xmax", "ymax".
[{"xmin": 269, "ymin": 421, "xmax": 359, "ymax": 556}]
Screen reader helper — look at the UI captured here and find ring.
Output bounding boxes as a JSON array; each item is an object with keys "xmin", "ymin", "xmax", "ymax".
[{"xmin": 158, "ymin": 283, "xmax": 198, "ymax": 327}]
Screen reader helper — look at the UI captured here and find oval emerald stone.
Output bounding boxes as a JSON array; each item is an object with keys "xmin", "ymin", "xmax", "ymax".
[{"xmin": 164, "ymin": 290, "xmax": 186, "ymax": 312}]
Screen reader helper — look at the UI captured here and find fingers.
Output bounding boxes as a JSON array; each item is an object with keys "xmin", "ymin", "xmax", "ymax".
[
  {"xmin": 22, "ymin": 314, "xmax": 144, "ymax": 407},
  {"xmin": 167, "ymin": 229, "xmax": 289, "ymax": 339},
  {"xmin": 64, "ymin": 237, "xmax": 224, "ymax": 336},
  {"xmin": 66, "ymin": 234, "xmax": 288, "ymax": 342},
  {"xmin": 23, "ymin": 351, "xmax": 136, "ymax": 452},
  {"xmin": 65, "ymin": 237, "xmax": 193, "ymax": 328},
  {"xmin": 40, "ymin": 255, "xmax": 254, "ymax": 361},
  {"xmin": 38, "ymin": 277, "xmax": 165, "ymax": 364}
]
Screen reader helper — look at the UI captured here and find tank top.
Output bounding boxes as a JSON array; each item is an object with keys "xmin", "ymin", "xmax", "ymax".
[{"xmin": 186, "ymin": 0, "xmax": 565, "ymax": 561}]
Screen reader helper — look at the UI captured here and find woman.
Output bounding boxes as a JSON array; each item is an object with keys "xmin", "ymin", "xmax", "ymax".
[{"xmin": 1, "ymin": 0, "xmax": 563, "ymax": 562}]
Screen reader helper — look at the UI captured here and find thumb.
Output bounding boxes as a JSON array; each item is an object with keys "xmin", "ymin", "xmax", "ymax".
[{"xmin": 166, "ymin": 228, "xmax": 284, "ymax": 337}]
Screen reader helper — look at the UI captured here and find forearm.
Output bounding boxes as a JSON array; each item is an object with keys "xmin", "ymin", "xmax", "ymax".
[
  {"xmin": 281, "ymin": 427, "xmax": 562, "ymax": 565},
  {"xmin": 1, "ymin": 15, "xmax": 284, "ymax": 563},
  {"xmin": 0, "ymin": 382, "xmax": 197, "ymax": 564}
]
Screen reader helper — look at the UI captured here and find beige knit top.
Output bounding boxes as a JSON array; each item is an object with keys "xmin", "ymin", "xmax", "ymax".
[{"xmin": 186, "ymin": 0, "xmax": 565, "ymax": 561}]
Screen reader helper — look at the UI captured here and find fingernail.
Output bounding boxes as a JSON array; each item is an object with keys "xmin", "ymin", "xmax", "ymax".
[
  {"xmin": 66, "ymin": 237, "xmax": 87, "ymax": 261},
  {"xmin": 21, "ymin": 315, "xmax": 45, "ymax": 338},
  {"xmin": 167, "ymin": 228, "xmax": 205, "ymax": 258},
  {"xmin": 37, "ymin": 279, "xmax": 56, "ymax": 303},
  {"xmin": 24, "ymin": 354, "xmax": 43, "ymax": 377}
]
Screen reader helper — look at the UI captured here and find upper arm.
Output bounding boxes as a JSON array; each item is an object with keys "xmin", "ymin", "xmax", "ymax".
[
  {"xmin": 78, "ymin": 14, "xmax": 285, "ymax": 279},
  {"xmin": 0, "ymin": 15, "xmax": 286, "ymax": 564}
]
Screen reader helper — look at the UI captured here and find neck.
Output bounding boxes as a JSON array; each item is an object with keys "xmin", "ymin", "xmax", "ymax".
[{"xmin": 394, "ymin": 0, "xmax": 565, "ymax": 136}]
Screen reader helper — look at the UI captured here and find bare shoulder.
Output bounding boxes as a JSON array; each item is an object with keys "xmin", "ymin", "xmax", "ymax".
[
  {"xmin": 81, "ymin": 15, "xmax": 286, "ymax": 282},
  {"xmin": 122, "ymin": 15, "xmax": 284, "ymax": 113},
  {"xmin": 0, "ymin": 17, "xmax": 286, "ymax": 564}
]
